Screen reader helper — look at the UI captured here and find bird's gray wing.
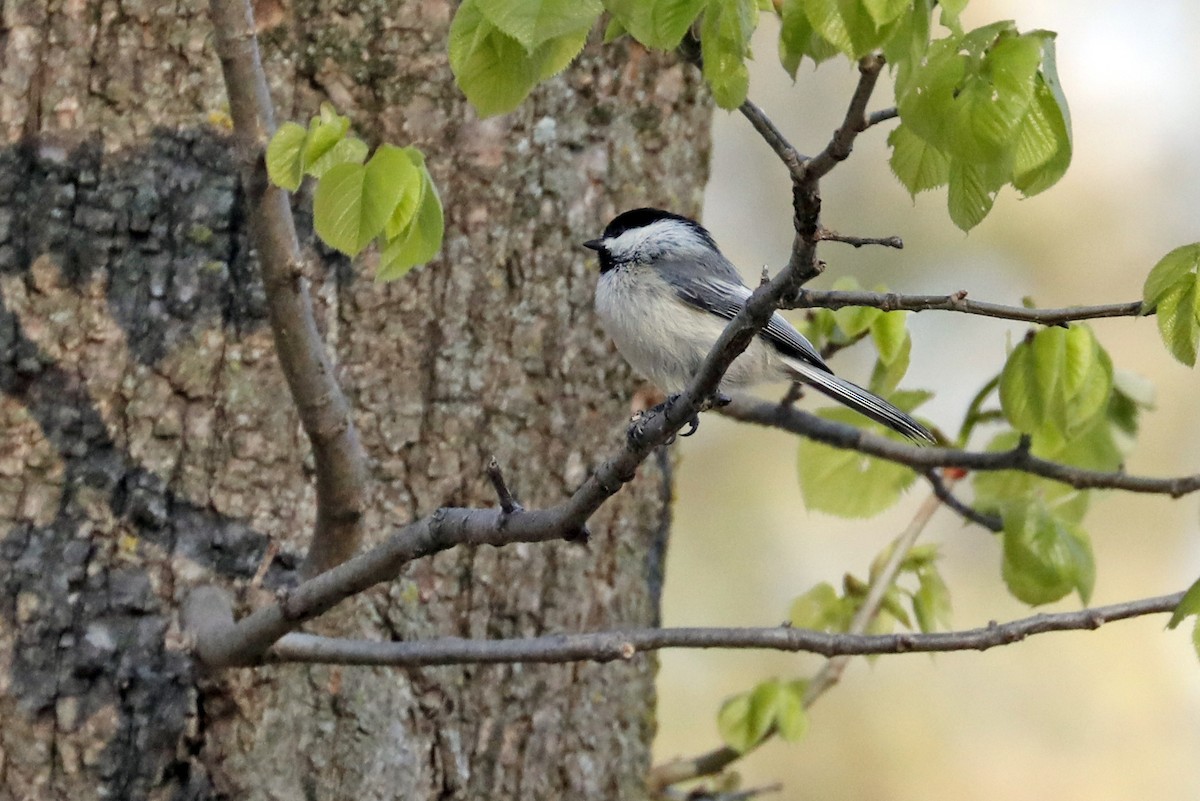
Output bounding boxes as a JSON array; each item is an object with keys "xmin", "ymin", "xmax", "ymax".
[{"xmin": 658, "ymin": 258, "xmax": 832, "ymax": 373}]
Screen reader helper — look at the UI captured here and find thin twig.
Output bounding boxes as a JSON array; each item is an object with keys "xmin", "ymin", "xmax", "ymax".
[
  {"xmin": 262, "ymin": 592, "xmax": 1184, "ymax": 664},
  {"xmin": 792, "ymin": 289, "xmax": 1145, "ymax": 326},
  {"xmin": 865, "ymin": 106, "xmax": 899, "ymax": 128},
  {"xmin": 819, "ymin": 229, "xmax": 904, "ymax": 249},
  {"xmin": 721, "ymin": 399, "xmax": 1200, "ymax": 497},
  {"xmin": 924, "ymin": 470, "xmax": 1002, "ymax": 531},
  {"xmin": 739, "ymin": 98, "xmax": 804, "ymax": 177},
  {"xmin": 804, "ymin": 54, "xmax": 888, "ymax": 181},
  {"xmin": 209, "ymin": 0, "xmax": 368, "ymax": 577},
  {"xmin": 486, "ymin": 457, "xmax": 523, "ymax": 514}
]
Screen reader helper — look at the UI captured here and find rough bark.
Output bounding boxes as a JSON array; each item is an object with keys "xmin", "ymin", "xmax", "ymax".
[{"xmin": 0, "ymin": 2, "xmax": 711, "ymax": 799}]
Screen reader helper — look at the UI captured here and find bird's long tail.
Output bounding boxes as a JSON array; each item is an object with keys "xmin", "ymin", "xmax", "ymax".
[{"xmin": 782, "ymin": 358, "xmax": 935, "ymax": 444}]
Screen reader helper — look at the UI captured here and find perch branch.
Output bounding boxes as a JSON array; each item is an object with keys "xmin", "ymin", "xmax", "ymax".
[{"xmin": 209, "ymin": 0, "xmax": 368, "ymax": 576}]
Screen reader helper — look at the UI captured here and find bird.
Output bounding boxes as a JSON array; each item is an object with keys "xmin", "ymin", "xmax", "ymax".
[{"xmin": 583, "ymin": 207, "xmax": 934, "ymax": 443}]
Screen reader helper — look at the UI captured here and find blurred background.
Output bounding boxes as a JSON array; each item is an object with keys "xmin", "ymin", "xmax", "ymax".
[{"xmin": 653, "ymin": 2, "xmax": 1200, "ymax": 799}]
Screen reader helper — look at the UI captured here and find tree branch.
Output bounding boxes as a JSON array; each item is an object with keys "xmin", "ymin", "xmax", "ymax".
[
  {"xmin": 792, "ymin": 289, "xmax": 1145, "ymax": 326},
  {"xmin": 803, "ymin": 54, "xmax": 888, "ymax": 181},
  {"xmin": 209, "ymin": 0, "xmax": 368, "ymax": 577},
  {"xmin": 261, "ymin": 592, "xmax": 1184, "ymax": 666},
  {"xmin": 721, "ymin": 398, "xmax": 1200, "ymax": 497}
]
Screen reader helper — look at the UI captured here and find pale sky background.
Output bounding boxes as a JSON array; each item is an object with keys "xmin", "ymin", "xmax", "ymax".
[{"xmin": 654, "ymin": 3, "xmax": 1200, "ymax": 799}]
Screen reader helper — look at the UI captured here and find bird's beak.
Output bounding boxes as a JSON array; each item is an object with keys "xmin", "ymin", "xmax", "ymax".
[{"xmin": 582, "ymin": 239, "xmax": 604, "ymax": 251}]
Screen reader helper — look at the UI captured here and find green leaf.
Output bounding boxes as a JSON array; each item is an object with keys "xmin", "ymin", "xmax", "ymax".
[
  {"xmin": 379, "ymin": 148, "xmax": 425, "ymax": 239},
  {"xmin": 313, "ymin": 147, "xmax": 412, "ymax": 257},
  {"xmin": 1001, "ymin": 502, "xmax": 1094, "ymax": 606},
  {"xmin": 1153, "ymin": 276, "xmax": 1200, "ymax": 367},
  {"xmin": 799, "ymin": 407, "xmax": 919, "ymax": 517},
  {"xmin": 951, "ymin": 31, "xmax": 1043, "ymax": 162},
  {"xmin": 912, "ymin": 567, "xmax": 953, "ymax": 632},
  {"xmin": 701, "ymin": 0, "xmax": 758, "ymax": 109},
  {"xmin": 302, "ymin": 108, "xmax": 352, "ymax": 172},
  {"xmin": 999, "ymin": 325, "xmax": 1114, "ymax": 442},
  {"xmin": 266, "ymin": 122, "xmax": 308, "ymax": 191},
  {"xmin": 1143, "ymin": 243, "xmax": 1200, "ymax": 306},
  {"xmin": 533, "ymin": 26, "xmax": 591, "ymax": 80},
  {"xmin": 306, "ymin": 136, "xmax": 369, "ymax": 179},
  {"xmin": 476, "ymin": 0, "xmax": 600, "ymax": 51},
  {"xmin": 378, "ymin": 165, "xmax": 444, "ymax": 281},
  {"xmin": 881, "ymin": 0, "xmax": 930, "ymax": 67},
  {"xmin": 450, "ymin": 0, "xmax": 587, "ymax": 116},
  {"xmin": 1167, "ymin": 577, "xmax": 1200, "ymax": 630},
  {"xmin": 871, "ymin": 310, "xmax": 909, "ymax": 365},
  {"xmin": 833, "ymin": 303, "xmax": 881, "ymax": 338},
  {"xmin": 776, "ymin": 681, "xmax": 810, "ymax": 742},
  {"xmin": 947, "ymin": 156, "xmax": 1006, "ymax": 232},
  {"xmin": 869, "ymin": 330, "xmax": 911, "ymax": 395},
  {"xmin": 1012, "ymin": 76, "xmax": 1071, "ymax": 196},
  {"xmin": 717, "ymin": 684, "xmax": 773, "ymax": 753},
  {"xmin": 800, "ymin": 0, "xmax": 854, "ymax": 56},
  {"xmin": 778, "ymin": 0, "xmax": 815, "ymax": 76},
  {"xmin": 1143, "ymin": 243, "xmax": 1200, "ymax": 366},
  {"xmin": 606, "ymin": 0, "xmax": 708, "ymax": 50},
  {"xmin": 888, "ymin": 123, "xmax": 951, "ymax": 196},
  {"xmin": 1192, "ymin": 620, "xmax": 1200, "ymax": 663},
  {"xmin": 789, "ymin": 582, "xmax": 844, "ymax": 630},
  {"xmin": 1015, "ymin": 34, "xmax": 1072, "ymax": 196},
  {"xmin": 861, "ymin": 0, "xmax": 909, "ymax": 27}
]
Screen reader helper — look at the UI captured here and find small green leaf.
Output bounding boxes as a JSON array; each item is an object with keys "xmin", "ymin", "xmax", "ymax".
[
  {"xmin": 313, "ymin": 148, "xmax": 408, "ymax": 257},
  {"xmin": 778, "ymin": 0, "xmax": 815, "ymax": 76},
  {"xmin": 701, "ymin": 0, "xmax": 758, "ymax": 109},
  {"xmin": 861, "ymin": 0, "xmax": 910, "ymax": 27},
  {"xmin": 789, "ymin": 582, "xmax": 843, "ymax": 630},
  {"xmin": 776, "ymin": 681, "xmax": 809, "ymax": 742},
  {"xmin": 378, "ymin": 166, "xmax": 444, "ymax": 280},
  {"xmin": 302, "ymin": 110, "xmax": 352, "ymax": 172},
  {"xmin": 888, "ymin": 123, "xmax": 951, "ymax": 196},
  {"xmin": 266, "ymin": 122, "xmax": 308, "ymax": 191},
  {"xmin": 1167, "ymin": 576, "xmax": 1200, "ymax": 630},
  {"xmin": 533, "ymin": 26, "xmax": 591, "ymax": 80},
  {"xmin": 799, "ymin": 0, "xmax": 854, "ymax": 56},
  {"xmin": 306, "ymin": 136, "xmax": 369, "ymax": 179},
  {"xmin": 717, "ymin": 684, "xmax": 772, "ymax": 753},
  {"xmin": 1143, "ymin": 243, "xmax": 1200, "ymax": 307},
  {"xmin": 380, "ymin": 147, "xmax": 425, "ymax": 239},
  {"xmin": 1143, "ymin": 244, "xmax": 1200, "ymax": 367},
  {"xmin": 833, "ymin": 303, "xmax": 881, "ymax": 338},
  {"xmin": 1192, "ymin": 620, "xmax": 1200, "ymax": 663},
  {"xmin": 999, "ymin": 325, "xmax": 1114, "ymax": 442},
  {"xmin": 799, "ymin": 407, "xmax": 919, "ymax": 517},
  {"xmin": 947, "ymin": 156, "xmax": 1006, "ymax": 232},
  {"xmin": 912, "ymin": 566, "xmax": 952, "ymax": 632},
  {"xmin": 1012, "ymin": 76, "xmax": 1071, "ymax": 196},
  {"xmin": 871, "ymin": 310, "xmax": 909, "ymax": 365},
  {"xmin": 450, "ymin": 0, "xmax": 541, "ymax": 117},
  {"xmin": 476, "ymin": 0, "xmax": 600, "ymax": 51},
  {"xmin": 1153, "ymin": 277, "xmax": 1200, "ymax": 367},
  {"xmin": 1000, "ymin": 502, "xmax": 1094, "ymax": 606},
  {"xmin": 1015, "ymin": 34, "xmax": 1072, "ymax": 197},
  {"xmin": 606, "ymin": 0, "xmax": 708, "ymax": 50},
  {"xmin": 869, "ymin": 330, "xmax": 911, "ymax": 396}
]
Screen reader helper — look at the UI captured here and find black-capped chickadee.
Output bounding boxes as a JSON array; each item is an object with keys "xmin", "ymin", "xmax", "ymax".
[{"xmin": 584, "ymin": 208, "xmax": 934, "ymax": 443}]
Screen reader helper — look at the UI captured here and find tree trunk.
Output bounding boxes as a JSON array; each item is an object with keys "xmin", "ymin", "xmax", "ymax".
[{"xmin": 0, "ymin": 2, "xmax": 711, "ymax": 799}]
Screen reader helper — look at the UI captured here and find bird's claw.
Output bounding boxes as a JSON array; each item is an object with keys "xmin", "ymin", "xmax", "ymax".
[{"xmin": 680, "ymin": 413, "xmax": 701, "ymax": 437}]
